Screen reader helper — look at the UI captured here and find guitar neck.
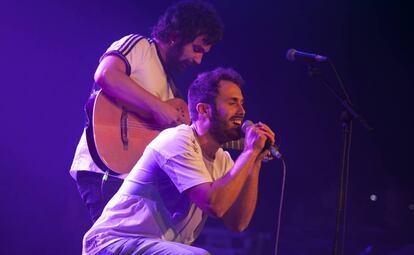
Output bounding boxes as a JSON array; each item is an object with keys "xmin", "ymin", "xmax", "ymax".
[{"xmin": 222, "ymin": 138, "xmax": 244, "ymax": 151}]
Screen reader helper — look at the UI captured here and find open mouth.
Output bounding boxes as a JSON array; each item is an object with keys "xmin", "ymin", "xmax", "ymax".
[{"xmin": 230, "ymin": 117, "xmax": 243, "ymax": 126}]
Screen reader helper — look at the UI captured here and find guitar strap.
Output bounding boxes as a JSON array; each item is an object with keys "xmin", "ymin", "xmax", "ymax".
[{"xmin": 153, "ymin": 39, "xmax": 184, "ymax": 100}]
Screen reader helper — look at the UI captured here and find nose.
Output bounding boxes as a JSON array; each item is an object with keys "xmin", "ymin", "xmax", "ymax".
[
  {"xmin": 238, "ymin": 103, "xmax": 246, "ymax": 116},
  {"xmin": 193, "ymin": 54, "xmax": 203, "ymax": 65}
]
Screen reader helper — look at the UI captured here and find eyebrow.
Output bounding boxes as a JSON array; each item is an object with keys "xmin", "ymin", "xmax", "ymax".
[{"xmin": 228, "ymin": 97, "xmax": 244, "ymax": 103}]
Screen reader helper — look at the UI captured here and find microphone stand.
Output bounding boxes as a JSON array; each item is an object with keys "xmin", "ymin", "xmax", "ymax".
[{"xmin": 307, "ymin": 62, "xmax": 373, "ymax": 255}]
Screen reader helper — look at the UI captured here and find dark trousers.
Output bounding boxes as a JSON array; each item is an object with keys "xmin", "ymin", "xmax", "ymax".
[{"xmin": 75, "ymin": 171, "xmax": 123, "ymax": 222}]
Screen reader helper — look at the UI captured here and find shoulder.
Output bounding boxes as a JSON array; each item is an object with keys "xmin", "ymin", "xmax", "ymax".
[
  {"xmin": 158, "ymin": 124, "xmax": 194, "ymax": 140},
  {"xmin": 149, "ymin": 125, "xmax": 199, "ymax": 157},
  {"xmin": 106, "ymin": 34, "xmax": 153, "ymax": 55}
]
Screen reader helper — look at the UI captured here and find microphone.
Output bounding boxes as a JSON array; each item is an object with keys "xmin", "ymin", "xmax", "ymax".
[
  {"xmin": 241, "ymin": 120, "xmax": 283, "ymax": 159},
  {"xmin": 286, "ymin": 48, "xmax": 328, "ymax": 62}
]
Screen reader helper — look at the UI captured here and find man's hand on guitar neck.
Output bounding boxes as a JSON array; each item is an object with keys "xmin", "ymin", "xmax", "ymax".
[{"xmin": 152, "ymin": 100, "xmax": 188, "ymax": 129}]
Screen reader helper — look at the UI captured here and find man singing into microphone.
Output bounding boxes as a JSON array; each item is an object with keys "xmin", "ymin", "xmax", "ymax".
[{"xmin": 82, "ymin": 67, "xmax": 276, "ymax": 255}]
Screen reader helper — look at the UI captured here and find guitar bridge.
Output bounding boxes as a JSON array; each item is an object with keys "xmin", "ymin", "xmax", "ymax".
[{"xmin": 121, "ymin": 107, "xmax": 128, "ymax": 150}]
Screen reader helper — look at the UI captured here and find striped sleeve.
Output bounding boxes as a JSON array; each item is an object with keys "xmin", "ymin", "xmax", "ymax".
[{"xmin": 99, "ymin": 34, "xmax": 147, "ymax": 76}]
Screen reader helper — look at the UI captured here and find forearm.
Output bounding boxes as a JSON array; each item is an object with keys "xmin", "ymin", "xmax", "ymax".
[
  {"xmin": 96, "ymin": 67, "xmax": 163, "ymax": 115},
  {"xmin": 222, "ymin": 160, "xmax": 261, "ymax": 231},
  {"xmin": 207, "ymin": 149, "xmax": 260, "ymax": 217}
]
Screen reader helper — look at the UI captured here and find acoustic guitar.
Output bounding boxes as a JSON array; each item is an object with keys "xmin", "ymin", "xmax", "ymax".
[{"xmin": 85, "ymin": 90, "xmax": 190, "ymax": 174}]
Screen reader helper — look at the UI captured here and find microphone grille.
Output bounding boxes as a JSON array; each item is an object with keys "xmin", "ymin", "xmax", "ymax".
[
  {"xmin": 286, "ymin": 48, "xmax": 297, "ymax": 62},
  {"xmin": 241, "ymin": 120, "xmax": 254, "ymax": 134}
]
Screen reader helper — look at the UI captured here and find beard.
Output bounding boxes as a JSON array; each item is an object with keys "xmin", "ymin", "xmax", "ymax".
[
  {"xmin": 209, "ymin": 106, "xmax": 243, "ymax": 144},
  {"xmin": 165, "ymin": 43, "xmax": 189, "ymax": 73}
]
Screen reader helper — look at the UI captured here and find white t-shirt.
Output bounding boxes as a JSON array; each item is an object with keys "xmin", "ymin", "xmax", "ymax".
[
  {"xmin": 82, "ymin": 124, "xmax": 234, "ymax": 255},
  {"xmin": 70, "ymin": 35, "xmax": 175, "ymax": 179}
]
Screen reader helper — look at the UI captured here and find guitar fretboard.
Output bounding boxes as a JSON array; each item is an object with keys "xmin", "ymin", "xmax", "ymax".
[{"xmin": 222, "ymin": 138, "xmax": 244, "ymax": 151}]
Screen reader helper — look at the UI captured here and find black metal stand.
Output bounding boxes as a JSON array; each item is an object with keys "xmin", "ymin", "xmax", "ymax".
[
  {"xmin": 307, "ymin": 62, "xmax": 372, "ymax": 255},
  {"xmin": 332, "ymin": 110, "xmax": 353, "ymax": 255}
]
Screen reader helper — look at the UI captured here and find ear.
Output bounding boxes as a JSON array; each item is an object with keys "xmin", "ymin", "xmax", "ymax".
[
  {"xmin": 196, "ymin": 103, "xmax": 212, "ymax": 119},
  {"xmin": 168, "ymin": 35, "xmax": 180, "ymax": 46}
]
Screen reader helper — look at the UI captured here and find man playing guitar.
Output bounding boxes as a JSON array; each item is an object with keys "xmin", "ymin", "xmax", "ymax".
[{"xmin": 70, "ymin": 0, "xmax": 224, "ymax": 222}]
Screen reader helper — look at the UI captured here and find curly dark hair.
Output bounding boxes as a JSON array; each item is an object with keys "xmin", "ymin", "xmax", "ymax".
[
  {"xmin": 188, "ymin": 67, "xmax": 244, "ymax": 121},
  {"xmin": 151, "ymin": 0, "xmax": 224, "ymax": 45}
]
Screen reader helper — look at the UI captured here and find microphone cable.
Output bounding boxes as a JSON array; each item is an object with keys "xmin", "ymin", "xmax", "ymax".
[{"xmin": 274, "ymin": 157, "xmax": 287, "ymax": 255}]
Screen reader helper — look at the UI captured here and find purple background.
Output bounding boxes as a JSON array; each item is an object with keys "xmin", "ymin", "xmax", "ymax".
[{"xmin": 1, "ymin": 0, "xmax": 412, "ymax": 254}]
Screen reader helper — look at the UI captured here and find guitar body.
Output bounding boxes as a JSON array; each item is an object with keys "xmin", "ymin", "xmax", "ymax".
[{"xmin": 86, "ymin": 90, "xmax": 190, "ymax": 174}]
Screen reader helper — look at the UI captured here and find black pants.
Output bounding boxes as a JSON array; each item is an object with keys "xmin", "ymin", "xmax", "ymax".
[{"xmin": 76, "ymin": 171, "xmax": 123, "ymax": 222}]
